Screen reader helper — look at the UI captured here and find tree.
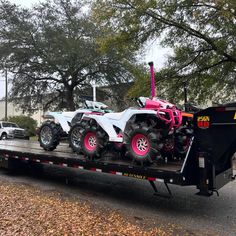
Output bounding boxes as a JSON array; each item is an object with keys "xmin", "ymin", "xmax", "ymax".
[
  {"xmin": 0, "ymin": 0, "xmax": 139, "ymax": 112},
  {"xmin": 93, "ymin": 0, "xmax": 236, "ymax": 104}
]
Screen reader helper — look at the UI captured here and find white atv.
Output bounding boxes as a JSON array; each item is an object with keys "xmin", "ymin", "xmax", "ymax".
[
  {"xmin": 38, "ymin": 100, "xmax": 111, "ymax": 151},
  {"xmin": 69, "ymin": 97, "xmax": 183, "ymax": 165}
]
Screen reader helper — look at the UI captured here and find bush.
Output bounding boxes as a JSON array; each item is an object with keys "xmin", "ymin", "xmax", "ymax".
[{"xmin": 7, "ymin": 115, "xmax": 37, "ymax": 136}]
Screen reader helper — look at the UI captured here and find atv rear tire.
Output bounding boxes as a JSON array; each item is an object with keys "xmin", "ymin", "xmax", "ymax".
[
  {"xmin": 38, "ymin": 122, "xmax": 61, "ymax": 151},
  {"xmin": 124, "ymin": 122, "xmax": 160, "ymax": 165}
]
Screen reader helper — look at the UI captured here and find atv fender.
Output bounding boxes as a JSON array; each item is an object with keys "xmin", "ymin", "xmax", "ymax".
[
  {"xmin": 82, "ymin": 109, "xmax": 159, "ymax": 142},
  {"xmin": 44, "ymin": 112, "xmax": 72, "ymax": 133},
  {"xmin": 83, "ymin": 115, "xmax": 123, "ymax": 142}
]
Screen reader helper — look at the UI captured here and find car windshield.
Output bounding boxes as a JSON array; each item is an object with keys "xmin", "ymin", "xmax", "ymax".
[{"xmin": 2, "ymin": 122, "xmax": 18, "ymax": 128}]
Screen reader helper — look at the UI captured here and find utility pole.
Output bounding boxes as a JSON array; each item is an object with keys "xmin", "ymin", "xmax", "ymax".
[{"xmin": 5, "ymin": 68, "xmax": 8, "ymax": 121}]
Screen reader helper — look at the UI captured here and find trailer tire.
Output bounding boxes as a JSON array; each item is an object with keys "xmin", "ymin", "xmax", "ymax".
[
  {"xmin": 38, "ymin": 122, "xmax": 61, "ymax": 151},
  {"xmin": 80, "ymin": 120, "xmax": 108, "ymax": 159},
  {"xmin": 124, "ymin": 121, "xmax": 160, "ymax": 165}
]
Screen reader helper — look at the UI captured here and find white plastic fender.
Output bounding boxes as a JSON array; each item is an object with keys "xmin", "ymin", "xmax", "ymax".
[
  {"xmin": 44, "ymin": 112, "xmax": 75, "ymax": 133},
  {"xmin": 83, "ymin": 115, "xmax": 122, "ymax": 142},
  {"xmin": 44, "ymin": 109, "xmax": 91, "ymax": 133},
  {"xmin": 83, "ymin": 108, "xmax": 159, "ymax": 142}
]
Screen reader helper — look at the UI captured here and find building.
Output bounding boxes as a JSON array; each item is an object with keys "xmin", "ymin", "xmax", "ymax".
[
  {"xmin": 0, "ymin": 99, "xmax": 43, "ymax": 125},
  {"xmin": 0, "ymin": 82, "xmax": 134, "ymax": 125}
]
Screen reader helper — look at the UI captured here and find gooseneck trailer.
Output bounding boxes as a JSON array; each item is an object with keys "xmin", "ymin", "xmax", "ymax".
[{"xmin": 0, "ymin": 103, "xmax": 235, "ymax": 197}]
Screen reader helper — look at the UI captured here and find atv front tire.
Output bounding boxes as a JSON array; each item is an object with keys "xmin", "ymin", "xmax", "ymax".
[
  {"xmin": 80, "ymin": 120, "xmax": 108, "ymax": 159},
  {"xmin": 38, "ymin": 122, "xmax": 61, "ymax": 151},
  {"xmin": 124, "ymin": 122, "xmax": 160, "ymax": 165}
]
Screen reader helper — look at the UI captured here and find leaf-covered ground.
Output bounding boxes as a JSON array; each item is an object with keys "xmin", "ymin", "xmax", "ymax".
[{"xmin": 0, "ymin": 181, "xmax": 178, "ymax": 236}]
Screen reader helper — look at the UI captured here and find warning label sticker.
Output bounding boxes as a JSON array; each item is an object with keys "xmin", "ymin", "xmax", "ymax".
[{"xmin": 197, "ymin": 116, "xmax": 210, "ymax": 129}]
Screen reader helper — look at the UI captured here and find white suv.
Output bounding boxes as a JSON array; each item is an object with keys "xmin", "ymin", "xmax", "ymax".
[{"xmin": 0, "ymin": 121, "xmax": 29, "ymax": 140}]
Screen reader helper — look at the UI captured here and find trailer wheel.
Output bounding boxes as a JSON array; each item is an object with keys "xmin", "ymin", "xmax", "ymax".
[
  {"xmin": 124, "ymin": 122, "xmax": 160, "ymax": 165},
  {"xmin": 81, "ymin": 120, "xmax": 108, "ymax": 159},
  {"xmin": 38, "ymin": 122, "xmax": 61, "ymax": 151}
]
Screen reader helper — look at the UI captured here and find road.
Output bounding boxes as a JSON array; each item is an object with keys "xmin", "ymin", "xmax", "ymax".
[{"xmin": 0, "ymin": 163, "xmax": 235, "ymax": 236}]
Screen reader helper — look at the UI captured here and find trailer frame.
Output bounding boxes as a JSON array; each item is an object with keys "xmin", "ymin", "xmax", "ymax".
[{"xmin": 0, "ymin": 103, "xmax": 235, "ymax": 197}]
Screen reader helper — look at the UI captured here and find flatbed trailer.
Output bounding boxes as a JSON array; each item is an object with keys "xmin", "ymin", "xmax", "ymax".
[{"xmin": 0, "ymin": 104, "xmax": 235, "ymax": 197}]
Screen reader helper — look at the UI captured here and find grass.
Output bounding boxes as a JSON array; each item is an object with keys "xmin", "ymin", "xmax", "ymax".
[{"xmin": 30, "ymin": 136, "xmax": 38, "ymax": 141}]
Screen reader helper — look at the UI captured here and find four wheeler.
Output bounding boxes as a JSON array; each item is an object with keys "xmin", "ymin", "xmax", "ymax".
[
  {"xmin": 69, "ymin": 62, "xmax": 193, "ymax": 165},
  {"xmin": 69, "ymin": 96, "xmax": 191, "ymax": 165},
  {"xmin": 38, "ymin": 100, "xmax": 111, "ymax": 151}
]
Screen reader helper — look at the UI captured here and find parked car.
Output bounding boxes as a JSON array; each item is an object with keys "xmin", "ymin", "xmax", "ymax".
[{"xmin": 0, "ymin": 121, "xmax": 29, "ymax": 140}]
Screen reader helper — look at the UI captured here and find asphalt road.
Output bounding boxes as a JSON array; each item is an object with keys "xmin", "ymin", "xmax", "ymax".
[{"xmin": 0, "ymin": 164, "xmax": 236, "ymax": 236}]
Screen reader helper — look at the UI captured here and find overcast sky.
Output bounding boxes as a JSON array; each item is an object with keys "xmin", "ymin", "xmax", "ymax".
[
  {"xmin": 10, "ymin": 0, "xmax": 37, "ymax": 7},
  {"xmin": 0, "ymin": 0, "xmax": 170, "ymax": 99}
]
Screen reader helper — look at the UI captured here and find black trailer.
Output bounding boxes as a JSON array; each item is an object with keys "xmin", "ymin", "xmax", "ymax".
[{"xmin": 0, "ymin": 103, "xmax": 235, "ymax": 197}]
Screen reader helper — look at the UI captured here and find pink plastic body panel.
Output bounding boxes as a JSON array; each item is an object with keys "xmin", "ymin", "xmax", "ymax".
[{"xmin": 144, "ymin": 98, "xmax": 182, "ymax": 130}]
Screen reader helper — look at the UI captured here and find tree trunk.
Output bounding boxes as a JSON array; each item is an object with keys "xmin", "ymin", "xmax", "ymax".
[{"xmin": 65, "ymin": 87, "xmax": 75, "ymax": 111}]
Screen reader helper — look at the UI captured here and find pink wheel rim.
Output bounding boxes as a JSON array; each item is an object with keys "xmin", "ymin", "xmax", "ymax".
[
  {"xmin": 84, "ymin": 132, "xmax": 97, "ymax": 151},
  {"xmin": 131, "ymin": 134, "xmax": 150, "ymax": 156}
]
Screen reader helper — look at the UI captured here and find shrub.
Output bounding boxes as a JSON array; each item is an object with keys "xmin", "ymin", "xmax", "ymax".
[{"xmin": 7, "ymin": 115, "xmax": 37, "ymax": 136}]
